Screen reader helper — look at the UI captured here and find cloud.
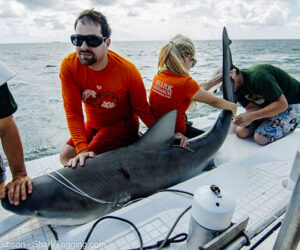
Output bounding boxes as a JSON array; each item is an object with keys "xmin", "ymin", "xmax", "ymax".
[
  {"xmin": 0, "ymin": 7, "xmax": 17, "ymax": 18},
  {"xmin": 0, "ymin": 1, "xmax": 26, "ymax": 18},
  {"xmin": 144, "ymin": 0, "xmax": 159, "ymax": 3},
  {"xmin": 33, "ymin": 17, "xmax": 66, "ymax": 30},
  {"xmin": 0, "ymin": 9, "xmax": 18, "ymax": 18},
  {"xmin": 15, "ymin": 0, "xmax": 59, "ymax": 10},
  {"xmin": 127, "ymin": 10, "xmax": 138, "ymax": 17},
  {"xmin": 52, "ymin": 20, "xmax": 66, "ymax": 30},
  {"xmin": 204, "ymin": 0, "xmax": 291, "ymax": 29},
  {"xmin": 90, "ymin": 0, "xmax": 119, "ymax": 6},
  {"xmin": 0, "ymin": 0, "xmax": 300, "ymax": 43},
  {"xmin": 262, "ymin": 3, "xmax": 289, "ymax": 26},
  {"xmin": 33, "ymin": 17, "xmax": 49, "ymax": 27}
]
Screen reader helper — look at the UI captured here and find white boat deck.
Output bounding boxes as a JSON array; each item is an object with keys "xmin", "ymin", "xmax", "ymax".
[{"xmin": 0, "ymin": 112, "xmax": 300, "ymax": 249}]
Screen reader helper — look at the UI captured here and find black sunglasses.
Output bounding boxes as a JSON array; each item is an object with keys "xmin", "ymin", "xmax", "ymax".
[
  {"xmin": 191, "ymin": 58, "xmax": 197, "ymax": 68},
  {"xmin": 70, "ymin": 34, "xmax": 107, "ymax": 47}
]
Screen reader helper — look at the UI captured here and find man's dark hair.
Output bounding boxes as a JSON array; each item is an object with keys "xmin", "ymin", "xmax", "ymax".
[
  {"xmin": 232, "ymin": 65, "xmax": 240, "ymax": 74},
  {"xmin": 74, "ymin": 9, "xmax": 111, "ymax": 38}
]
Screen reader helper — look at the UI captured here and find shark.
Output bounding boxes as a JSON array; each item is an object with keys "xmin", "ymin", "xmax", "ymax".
[{"xmin": 1, "ymin": 28, "xmax": 235, "ymax": 225}]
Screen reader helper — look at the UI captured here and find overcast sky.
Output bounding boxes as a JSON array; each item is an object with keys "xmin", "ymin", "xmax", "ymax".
[{"xmin": 1, "ymin": 0, "xmax": 300, "ymax": 43}]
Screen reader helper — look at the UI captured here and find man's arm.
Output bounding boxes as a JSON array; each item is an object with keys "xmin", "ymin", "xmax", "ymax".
[
  {"xmin": 128, "ymin": 67, "xmax": 156, "ymax": 128},
  {"xmin": 245, "ymin": 102, "xmax": 260, "ymax": 112},
  {"xmin": 233, "ymin": 94, "xmax": 288, "ymax": 127},
  {"xmin": 60, "ymin": 58, "xmax": 89, "ymax": 153},
  {"xmin": 60, "ymin": 59, "xmax": 94, "ymax": 167},
  {"xmin": 0, "ymin": 116, "xmax": 32, "ymax": 205}
]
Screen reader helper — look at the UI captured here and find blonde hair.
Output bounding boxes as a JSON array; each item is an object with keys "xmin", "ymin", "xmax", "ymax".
[{"xmin": 158, "ymin": 34, "xmax": 196, "ymax": 76}]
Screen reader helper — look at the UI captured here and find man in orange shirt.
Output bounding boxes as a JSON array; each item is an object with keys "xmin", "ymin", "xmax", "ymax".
[{"xmin": 60, "ymin": 9, "xmax": 156, "ymax": 167}]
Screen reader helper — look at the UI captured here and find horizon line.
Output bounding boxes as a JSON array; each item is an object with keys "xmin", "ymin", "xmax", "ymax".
[{"xmin": 1, "ymin": 38, "xmax": 300, "ymax": 45}]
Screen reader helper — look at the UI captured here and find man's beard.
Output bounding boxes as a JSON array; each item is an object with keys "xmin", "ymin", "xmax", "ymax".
[{"xmin": 78, "ymin": 50, "xmax": 97, "ymax": 66}]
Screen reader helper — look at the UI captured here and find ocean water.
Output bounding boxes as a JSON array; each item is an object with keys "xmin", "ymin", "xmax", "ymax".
[{"xmin": 0, "ymin": 39, "xmax": 300, "ymax": 161}]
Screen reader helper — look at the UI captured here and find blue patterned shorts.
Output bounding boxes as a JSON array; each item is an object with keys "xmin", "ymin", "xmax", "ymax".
[
  {"xmin": 249, "ymin": 104, "xmax": 300, "ymax": 143},
  {"xmin": 0, "ymin": 154, "xmax": 6, "ymax": 183}
]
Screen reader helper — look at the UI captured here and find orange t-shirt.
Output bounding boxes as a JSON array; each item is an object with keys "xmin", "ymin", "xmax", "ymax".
[
  {"xmin": 149, "ymin": 70, "xmax": 200, "ymax": 134},
  {"xmin": 60, "ymin": 50, "xmax": 155, "ymax": 153}
]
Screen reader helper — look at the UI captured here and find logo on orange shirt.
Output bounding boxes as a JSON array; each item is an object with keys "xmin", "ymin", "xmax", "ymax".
[
  {"xmin": 152, "ymin": 79, "xmax": 173, "ymax": 99},
  {"xmin": 82, "ymin": 89, "xmax": 119, "ymax": 109}
]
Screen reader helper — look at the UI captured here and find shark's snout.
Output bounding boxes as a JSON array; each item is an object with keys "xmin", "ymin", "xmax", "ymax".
[{"xmin": 1, "ymin": 197, "xmax": 37, "ymax": 217}]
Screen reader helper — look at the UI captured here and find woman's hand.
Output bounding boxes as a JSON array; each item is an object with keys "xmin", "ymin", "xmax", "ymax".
[
  {"xmin": 174, "ymin": 132, "xmax": 189, "ymax": 147},
  {"xmin": 231, "ymin": 103, "xmax": 238, "ymax": 116}
]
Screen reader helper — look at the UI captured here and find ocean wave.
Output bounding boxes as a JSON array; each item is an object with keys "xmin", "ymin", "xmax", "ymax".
[{"xmin": 25, "ymin": 145, "xmax": 58, "ymax": 162}]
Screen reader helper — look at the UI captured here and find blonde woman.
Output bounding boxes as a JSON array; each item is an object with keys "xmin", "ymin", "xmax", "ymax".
[{"xmin": 149, "ymin": 34, "xmax": 237, "ymax": 145}]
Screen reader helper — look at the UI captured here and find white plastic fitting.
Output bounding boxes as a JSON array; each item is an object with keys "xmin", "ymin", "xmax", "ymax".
[{"xmin": 191, "ymin": 184, "xmax": 236, "ymax": 231}]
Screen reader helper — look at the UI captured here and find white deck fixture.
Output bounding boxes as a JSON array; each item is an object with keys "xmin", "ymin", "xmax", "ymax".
[{"xmin": 187, "ymin": 185, "xmax": 235, "ymax": 249}]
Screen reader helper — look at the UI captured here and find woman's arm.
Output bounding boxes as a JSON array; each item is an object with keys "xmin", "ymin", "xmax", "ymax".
[
  {"xmin": 199, "ymin": 73, "xmax": 222, "ymax": 91},
  {"xmin": 191, "ymin": 88, "xmax": 237, "ymax": 115}
]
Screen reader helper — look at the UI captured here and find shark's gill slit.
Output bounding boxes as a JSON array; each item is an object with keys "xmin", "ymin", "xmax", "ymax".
[{"xmin": 118, "ymin": 168, "xmax": 131, "ymax": 180}]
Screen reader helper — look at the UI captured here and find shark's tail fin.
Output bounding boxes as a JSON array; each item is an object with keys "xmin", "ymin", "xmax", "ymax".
[{"xmin": 222, "ymin": 27, "xmax": 235, "ymax": 103}]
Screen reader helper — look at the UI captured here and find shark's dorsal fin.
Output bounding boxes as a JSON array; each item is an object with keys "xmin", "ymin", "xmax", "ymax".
[{"xmin": 137, "ymin": 110, "xmax": 177, "ymax": 150}]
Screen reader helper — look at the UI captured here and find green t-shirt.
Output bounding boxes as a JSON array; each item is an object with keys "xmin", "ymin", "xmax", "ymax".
[
  {"xmin": 236, "ymin": 64, "xmax": 300, "ymax": 108},
  {"xmin": 0, "ymin": 83, "xmax": 18, "ymax": 118}
]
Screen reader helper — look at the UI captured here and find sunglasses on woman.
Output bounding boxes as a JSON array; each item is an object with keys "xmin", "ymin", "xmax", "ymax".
[
  {"xmin": 70, "ymin": 34, "xmax": 107, "ymax": 47},
  {"xmin": 191, "ymin": 58, "xmax": 197, "ymax": 68}
]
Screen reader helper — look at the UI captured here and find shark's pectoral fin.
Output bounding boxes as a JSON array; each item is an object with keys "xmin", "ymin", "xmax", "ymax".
[{"xmin": 137, "ymin": 110, "xmax": 177, "ymax": 150}]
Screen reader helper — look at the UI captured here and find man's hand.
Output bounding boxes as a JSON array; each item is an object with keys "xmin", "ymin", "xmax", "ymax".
[
  {"xmin": 174, "ymin": 132, "xmax": 189, "ymax": 147},
  {"xmin": 232, "ymin": 112, "xmax": 255, "ymax": 127},
  {"xmin": 230, "ymin": 68, "xmax": 237, "ymax": 79},
  {"xmin": 64, "ymin": 150, "xmax": 95, "ymax": 168},
  {"xmin": 1, "ymin": 175, "xmax": 32, "ymax": 205}
]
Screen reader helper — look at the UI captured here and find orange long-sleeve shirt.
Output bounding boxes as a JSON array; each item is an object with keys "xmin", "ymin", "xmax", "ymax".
[
  {"xmin": 149, "ymin": 70, "xmax": 200, "ymax": 134},
  {"xmin": 60, "ymin": 50, "xmax": 155, "ymax": 153}
]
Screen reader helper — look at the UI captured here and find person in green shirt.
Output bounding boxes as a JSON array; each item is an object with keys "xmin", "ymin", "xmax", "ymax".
[
  {"xmin": 0, "ymin": 61, "xmax": 32, "ymax": 206},
  {"xmin": 231, "ymin": 64, "xmax": 300, "ymax": 145}
]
